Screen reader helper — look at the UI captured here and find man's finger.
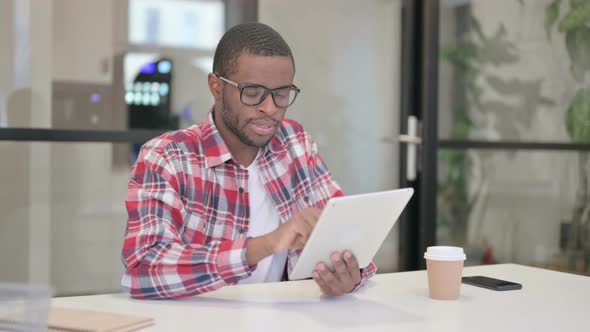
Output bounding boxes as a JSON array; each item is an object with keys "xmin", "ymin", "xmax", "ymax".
[
  {"xmin": 300, "ymin": 214, "xmax": 315, "ymax": 229},
  {"xmin": 294, "ymin": 236, "xmax": 306, "ymax": 249},
  {"xmin": 293, "ymin": 228, "xmax": 310, "ymax": 249},
  {"xmin": 331, "ymin": 252, "xmax": 351, "ymax": 282},
  {"xmin": 312, "ymin": 271, "xmax": 333, "ymax": 295},
  {"xmin": 307, "ymin": 208, "xmax": 322, "ymax": 224},
  {"xmin": 343, "ymin": 251, "xmax": 361, "ymax": 285},
  {"xmin": 294, "ymin": 217, "xmax": 312, "ymax": 239},
  {"xmin": 317, "ymin": 263, "xmax": 345, "ymax": 295},
  {"xmin": 343, "ymin": 250, "xmax": 360, "ymax": 272},
  {"xmin": 301, "ymin": 209, "xmax": 320, "ymax": 228}
]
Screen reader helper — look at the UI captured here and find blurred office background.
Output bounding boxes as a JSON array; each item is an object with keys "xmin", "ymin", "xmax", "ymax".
[{"xmin": 0, "ymin": 0, "xmax": 588, "ymax": 296}]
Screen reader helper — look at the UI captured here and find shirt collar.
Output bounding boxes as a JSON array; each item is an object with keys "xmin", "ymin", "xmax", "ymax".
[{"xmin": 201, "ymin": 108, "xmax": 287, "ymax": 169}]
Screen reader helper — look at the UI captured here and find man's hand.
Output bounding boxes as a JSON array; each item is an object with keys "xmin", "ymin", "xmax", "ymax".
[
  {"xmin": 247, "ymin": 208, "xmax": 321, "ymax": 266},
  {"xmin": 312, "ymin": 250, "xmax": 361, "ymax": 296},
  {"xmin": 265, "ymin": 207, "xmax": 321, "ymax": 253}
]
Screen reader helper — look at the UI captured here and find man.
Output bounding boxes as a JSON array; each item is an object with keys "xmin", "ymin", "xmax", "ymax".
[{"xmin": 121, "ymin": 23, "xmax": 376, "ymax": 299}]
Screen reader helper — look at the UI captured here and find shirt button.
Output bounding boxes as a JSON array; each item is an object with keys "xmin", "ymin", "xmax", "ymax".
[
  {"xmin": 238, "ymin": 187, "xmax": 244, "ymax": 193},
  {"xmin": 303, "ymin": 196, "xmax": 309, "ymax": 202}
]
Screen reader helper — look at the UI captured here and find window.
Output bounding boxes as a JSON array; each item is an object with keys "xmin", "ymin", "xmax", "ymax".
[{"xmin": 128, "ymin": 0, "xmax": 225, "ymax": 49}]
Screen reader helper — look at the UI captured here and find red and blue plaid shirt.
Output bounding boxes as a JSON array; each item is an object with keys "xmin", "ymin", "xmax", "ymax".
[{"xmin": 122, "ymin": 111, "xmax": 376, "ymax": 299}]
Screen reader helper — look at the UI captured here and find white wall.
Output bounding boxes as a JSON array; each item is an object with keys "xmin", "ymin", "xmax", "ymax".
[
  {"xmin": 52, "ymin": 0, "xmax": 114, "ymax": 84},
  {"xmin": 0, "ymin": 0, "xmax": 127, "ymax": 293},
  {"xmin": 29, "ymin": 0, "xmax": 214, "ymax": 294},
  {"xmin": 49, "ymin": 0, "xmax": 129, "ymax": 294},
  {"xmin": 259, "ymin": 0, "xmax": 403, "ymax": 272},
  {"xmin": 50, "ymin": 143, "xmax": 129, "ymax": 295},
  {"xmin": 0, "ymin": 0, "xmax": 12, "ymax": 126},
  {"xmin": 0, "ymin": 0, "xmax": 53, "ymax": 285}
]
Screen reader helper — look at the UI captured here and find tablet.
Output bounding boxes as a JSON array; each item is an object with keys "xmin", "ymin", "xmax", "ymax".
[{"xmin": 289, "ymin": 188, "xmax": 414, "ymax": 280}]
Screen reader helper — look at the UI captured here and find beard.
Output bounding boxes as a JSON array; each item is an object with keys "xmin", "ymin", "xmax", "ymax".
[{"xmin": 220, "ymin": 90, "xmax": 275, "ymax": 149}]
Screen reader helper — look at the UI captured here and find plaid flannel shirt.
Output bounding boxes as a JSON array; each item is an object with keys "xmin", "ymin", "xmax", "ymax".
[{"xmin": 121, "ymin": 112, "xmax": 377, "ymax": 299}]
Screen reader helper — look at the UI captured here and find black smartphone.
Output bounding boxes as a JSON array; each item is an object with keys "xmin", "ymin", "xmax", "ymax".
[{"xmin": 462, "ymin": 276, "xmax": 522, "ymax": 291}]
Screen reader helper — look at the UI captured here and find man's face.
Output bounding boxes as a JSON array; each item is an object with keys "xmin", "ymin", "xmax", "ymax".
[{"xmin": 216, "ymin": 53, "xmax": 295, "ymax": 148}]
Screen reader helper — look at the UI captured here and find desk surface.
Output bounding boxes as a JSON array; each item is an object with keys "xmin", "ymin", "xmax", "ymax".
[{"xmin": 52, "ymin": 264, "xmax": 590, "ymax": 332}]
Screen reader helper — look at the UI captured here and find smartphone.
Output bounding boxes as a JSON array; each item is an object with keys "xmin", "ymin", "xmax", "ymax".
[{"xmin": 462, "ymin": 276, "xmax": 522, "ymax": 291}]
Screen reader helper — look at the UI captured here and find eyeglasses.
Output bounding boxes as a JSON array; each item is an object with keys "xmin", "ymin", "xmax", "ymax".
[{"xmin": 215, "ymin": 74, "xmax": 300, "ymax": 108}]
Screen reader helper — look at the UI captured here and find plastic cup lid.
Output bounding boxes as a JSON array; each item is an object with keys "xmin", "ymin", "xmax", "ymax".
[{"xmin": 424, "ymin": 246, "xmax": 466, "ymax": 261}]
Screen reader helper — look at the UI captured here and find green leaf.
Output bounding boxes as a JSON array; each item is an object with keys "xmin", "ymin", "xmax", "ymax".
[
  {"xmin": 571, "ymin": 0, "xmax": 585, "ymax": 9},
  {"xmin": 437, "ymin": 215, "xmax": 450, "ymax": 228},
  {"xmin": 545, "ymin": 1, "xmax": 560, "ymax": 39},
  {"xmin": 566, "ymin": 88, "xmax": 590, "ymax": 142},
  {"xmin": 571, "ymin": 64, "xmax": 585, "ymax": 82},
  {"xmin": 440, "ymin": 44, "xmax": 479, "ymax": 73},
  {"xmin": 558, "ymin": 1, "xmax": 590, "ymax": 32},
  {"xmin": 450, "ymin": 116, "xmax": 472, "ymax": 140},
  {"xmin": 565, "ymin": 25, "xmax": 590, "ymax": 75}
]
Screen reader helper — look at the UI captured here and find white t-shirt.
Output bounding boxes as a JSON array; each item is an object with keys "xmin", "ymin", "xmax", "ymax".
[{"xmin": 238, "ymin": 156, "xmax": 288, "ymax": 284}]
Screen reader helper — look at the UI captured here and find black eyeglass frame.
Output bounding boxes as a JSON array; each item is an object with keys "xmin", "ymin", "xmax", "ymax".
[{"xmin": 215, "ymin": 73, "xmax": 301, "ymax": 108}]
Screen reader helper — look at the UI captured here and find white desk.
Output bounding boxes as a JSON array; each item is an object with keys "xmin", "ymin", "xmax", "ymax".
[{"xmin": 52, "ymin": 264, "xmax": 589, "ymax": 331}]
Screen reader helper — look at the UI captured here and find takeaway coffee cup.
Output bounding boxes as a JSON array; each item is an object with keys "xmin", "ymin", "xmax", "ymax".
[{"xmin": 424, "ymin": 246, "xmax": 466, "ymax": 300}]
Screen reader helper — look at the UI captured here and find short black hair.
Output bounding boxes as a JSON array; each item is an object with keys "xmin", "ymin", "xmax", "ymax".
[{"xmin": 213, "ymin": 22, "xmax": 294, "ymax": 77}]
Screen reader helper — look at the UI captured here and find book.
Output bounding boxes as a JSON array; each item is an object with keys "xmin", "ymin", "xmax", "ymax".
[{"xmin": 48, "ymin": 307, "xmax": 154, "ymax": 332}]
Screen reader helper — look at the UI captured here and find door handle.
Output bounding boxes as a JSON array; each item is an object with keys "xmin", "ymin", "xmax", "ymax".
[
  {"xmin": 399, "ymin": 115, "xmax": 421, "ymax": 181},
  {"xmin": 399, "ymin": 134, "xmax": 422, "ymax": 144}
]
